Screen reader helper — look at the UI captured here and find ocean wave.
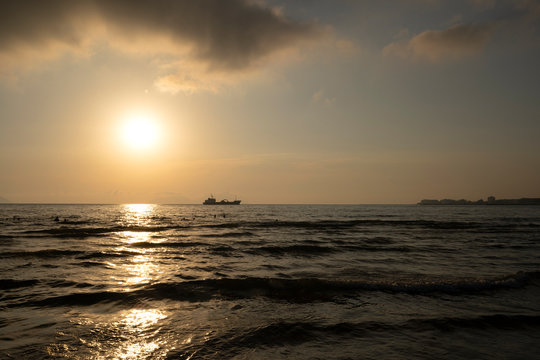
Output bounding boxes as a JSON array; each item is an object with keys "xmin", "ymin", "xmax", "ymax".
[
  {"xmin": 0, "ymin": 249, "xmax": 85, "ymax": 258},
  {"xmin": 15, "ymin": 271, "xmax": 540, "ymax": 307},
  {"xmin": 21, "ymin": 291, "xmax": 131, "ymax": 308},
  {"xmin": 406, "ymin": 313, "xmax": 540, "ymax": 331},
  {"xmin": 242, "ymin": 243, "xmax": 413, "ymax": 257},
  {"xmin": 199, "ymin": 231, "xmax": 255, "ymax": 238},
  {"xmin": 14, "ymin": 218, "xmax": 537, "ymax": 241},
  {"xmin": 124, "ymin": 240, "xmax": 425, "ymax": 258},
  {"xmin": 0, "ymin": 235, "xmax": 16, "ymax": 245},
  {"xmin": 166, "ymin": 314, "xmax": 540, "ymax": 358},
  {"xmin": 76, "ymin": 261, "xmax": 110, "ymax": 268},
  {"xmin": 199, "ymin": 219, "xmax": 501, "ymax": 231},
  {"xmin": 0, "ymin": 279, "xmax": 39, "ymax": 290},
  {"xmin": 151, "ymin": 272, "xmax": 538, "ymax": 300},
  {"xmin": 20, "ymin": 224, "xmax": 186, "ymax": 238},
  {"xmin": 129, "ymin": 241, "xmax": 208, "ymax": 249},
  {"xmin": 46, "ymin": 280, "xmax": 94, "ymax": 288},
  {"xmin": 245, "ymin": 245, "xmax": 336, "ymax": 256},
  {"xmin": 76, "ymin": 250, "xmax": 139, "ymax": 260},
  {"xmin": 21, "ymin": 226, "xmax": 112, "ymax": 238},
  {"xmin": 0, "ymin": 249, "xmax": 137, "ymax": 261},
  {"xmin": 0, "ymin": 278, "xmax": 96, "ymax": 292},
  {"xmin": 55, "ymin": 220, "xmax": 94, "ymax": 225},
  {"xmin": 339, "ymin": 244, "xmax": 412, "ymax": 252},
  {"xmin": 210, "ymin": 245, "xmax": 236, "ymax": 253}
]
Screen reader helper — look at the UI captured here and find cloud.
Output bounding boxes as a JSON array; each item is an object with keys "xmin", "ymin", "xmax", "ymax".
[
  {"xmin": 154, "ymin": 72, "xmax": 221, "ymax": 95},
  {"xmin": 383, "ymin": 0, "xmax": 540, "ymax": 63},
  {"xmin": 470, "ymin": 0, "xmax": 497, "ymax": 10},
  {"xmin": 312, "ymin": 89, "xmax": 336, "ymax": 107},
  {"xmin": 94, "ymin": 0, "xmax": 320, "ymax": 70},
  {"xmin": 0, "ymin": 0, "xmax": 321, "ymax": 91},
  {"xmin": 383, "ymin": 22, "xmax": 498, "ymax": 62},
  {"xmin": 334, "ymin": 39, "xmax": 358, "ymax": 55}
]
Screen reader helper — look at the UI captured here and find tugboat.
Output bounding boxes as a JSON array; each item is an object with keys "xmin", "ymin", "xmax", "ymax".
[{"xmin": 203, "ymin": 194, "xmax": 241, "ymax": 205}]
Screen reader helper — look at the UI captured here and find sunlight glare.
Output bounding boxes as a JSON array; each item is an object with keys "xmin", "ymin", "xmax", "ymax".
[
  {"xmin": 113, "ymin": 309, "xmax": 167, "ymax": 360},
  {"xmin": 123, "ymin": 255, "xmax": 158, "ymax": 286},
  {"xmin": 121, "ymin": 113, "xmax": 159, "ymax": 150},
  {"xmin": 123, "ymin": 204, "xmax": 154, "ymax": 225}
]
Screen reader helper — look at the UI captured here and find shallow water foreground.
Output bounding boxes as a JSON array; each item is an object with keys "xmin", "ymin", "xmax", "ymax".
[{"xmin": 1, "ymin": 204, "xmax": 540, "ymax": 359}]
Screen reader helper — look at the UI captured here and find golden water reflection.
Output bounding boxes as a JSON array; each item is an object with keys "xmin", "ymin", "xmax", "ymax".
[
  {"xmin": 105, "ymin": 206, "xmax": 168, "ymax": 358},
  {"xmin": 122, "ymin": 204, "xmax": 155, "ymax": 226},
  {"xmin": 53, "ymin": 205, "xmax": 175, "ymax": 359},
  {"xmin": 117, "ymin": 205, "xmax": 161, "ymax": 287},
  {"xmin": 49, "ymin": 309, "xmax": 170, "ymax": 360},
  {"xmin": 121, "ymin": 231, "xmax": 153, "ymax": 244},
  {"xmin": 123, "ymin": 255, "xmax": 158, "ymax": 286},
  {"xmin": 113, "ymin": 309, "xmax": 168, "ymax": 359},
  {"xmin": 120, "ymin": 309, "xmax": 167, "ymax": 328}
]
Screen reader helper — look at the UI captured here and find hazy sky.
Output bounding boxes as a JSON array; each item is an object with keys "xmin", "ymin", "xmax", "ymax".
[{"xmin": 1, "ymin": 0, "xmax": 539, "ymax": 204}]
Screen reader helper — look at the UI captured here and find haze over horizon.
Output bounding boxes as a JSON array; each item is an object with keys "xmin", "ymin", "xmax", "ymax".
[
  {"xmin": 1, "ymin": 0, "xmax": 539, "ymax": 204},
  {"xmin": 0, "ymin": 194, "xmax": 538, "ymax": 205}
]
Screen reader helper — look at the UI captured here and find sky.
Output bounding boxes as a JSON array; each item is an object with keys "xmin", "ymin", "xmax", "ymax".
[{"xmin": 1, "ymin": 0, "xmax": 539, "ymax": 204}]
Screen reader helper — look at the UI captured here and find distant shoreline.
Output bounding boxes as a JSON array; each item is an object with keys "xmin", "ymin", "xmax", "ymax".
[
  {"xmin": 418, "ymin": 197, "xmax": 540, "ymax": 206},
  {"xmin": 1, "ymin": 201, "xmax": 540, "ymax": 206}
]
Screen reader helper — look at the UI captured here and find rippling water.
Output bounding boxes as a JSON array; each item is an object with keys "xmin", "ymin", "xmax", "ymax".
[{"xmin": 1, "ymin": 204, "xmax": 540, "ymax": 359}]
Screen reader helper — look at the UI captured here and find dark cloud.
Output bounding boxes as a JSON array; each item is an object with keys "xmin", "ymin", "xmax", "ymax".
[
  {"xmin": 383, "ymin": 0, "xmax": 540, "ymax": 63},
  {"xmin": 383, "ymin": 22, "xmax": 498, "ymax": 62},
  {"xmin": 470, "ymin": 0, "xmax": 497, "ymax": 10},
  {"xmin": 414, "ymin": 22, "xmax": 497, "ymax": 60},
  {"xmin": 415, "ymin": 22, "xmax": 495, "ymax": 48},
  {"xmin": 0, "ymin": 1, "xmax": 94, "ymax": 50},
  {"xmin": 95, "ymin": 0, "xmax": 319, "ymax": 70},
  {"xmin": 0, "ymin": 0, "xmax": 319, "ymax": 72}
]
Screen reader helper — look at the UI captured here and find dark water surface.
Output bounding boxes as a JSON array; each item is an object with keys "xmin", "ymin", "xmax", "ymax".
[{"xmin": 1, "ymin": 204, "xmax": 540, "ymax": 359}]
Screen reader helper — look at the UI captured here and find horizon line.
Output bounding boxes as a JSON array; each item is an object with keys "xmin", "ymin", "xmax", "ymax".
[{"xmin": 0, "ymin": 202, "xmax": 417, "ymax": 206}]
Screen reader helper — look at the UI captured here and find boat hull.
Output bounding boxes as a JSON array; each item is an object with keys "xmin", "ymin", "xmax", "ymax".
[{"xmin": 203, "ymin": 198, "xmax": 241, "ymax": 205}]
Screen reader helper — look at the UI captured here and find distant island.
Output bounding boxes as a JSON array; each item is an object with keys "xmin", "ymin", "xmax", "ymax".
[{"xmin": 418, "ymin": 196, "xmax": 540, "ymax": 205}]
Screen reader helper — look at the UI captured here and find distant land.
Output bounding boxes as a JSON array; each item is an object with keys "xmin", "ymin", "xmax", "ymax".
[
  {"xmin": 418, "ymin": 196, "xmax": 540, "ymax": 205},
  {"xmin": 0, "ymin": 196, "xmax": 10, "ymax": 203}
]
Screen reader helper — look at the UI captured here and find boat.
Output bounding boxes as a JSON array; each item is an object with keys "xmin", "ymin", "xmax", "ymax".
[{"xmin": 203, "ymin": 194, "xmax": 241, "ymax": 205}]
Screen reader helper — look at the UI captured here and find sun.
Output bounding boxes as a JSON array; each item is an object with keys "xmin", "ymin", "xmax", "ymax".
[{"xmin": 121, "ymin": 113, "xmax": 160, "ymax": 150}]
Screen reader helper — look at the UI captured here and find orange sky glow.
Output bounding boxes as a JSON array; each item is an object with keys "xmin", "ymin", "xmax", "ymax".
[{"xmin": 1, "ymin": 0, "xmax": 539, "ymax": 204}]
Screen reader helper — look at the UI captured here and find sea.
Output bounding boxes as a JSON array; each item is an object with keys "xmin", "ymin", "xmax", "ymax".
[{"xmin": 1, "ymin": 204, "xmax": 540, "ymax": 359}]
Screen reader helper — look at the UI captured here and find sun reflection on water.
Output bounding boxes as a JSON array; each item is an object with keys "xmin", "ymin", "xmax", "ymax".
[
  {"xmin": 84, "ymin": 205, "xmax": 171, "ymax": 358},
  {"xmin": 48, "ymin": 309, "xmax": 170, "ymax": 360},
  {"xmin": 123, "ymin": 255, "xmax": 158, "ymax": 286},
  {"xmin": 123, "ymin": 204, "xmax": 155, "ymax": 226},
  {"xmin": 120, "ymin": 231, "xmax": 153, "ymax": 244},
  {"xmin": 114, "ymin": 309, "xmax": 168, "ymax": 359},
  {"xmin": 115, "ymin": 204, "xmax": 162, "ymax": 287},
  {"xmin": 120, "ymin": 308, "xmax": 167, "ymax": 328},
  {"xmin": 49, "ymin": 204, "xmax": 178, "ymax": 359}
]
